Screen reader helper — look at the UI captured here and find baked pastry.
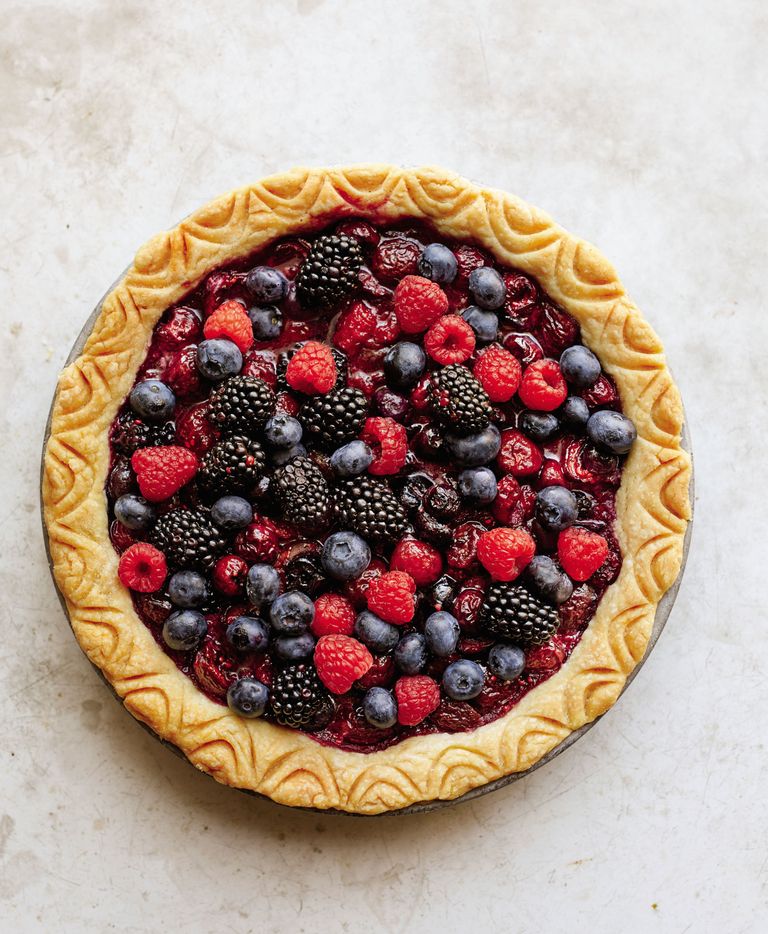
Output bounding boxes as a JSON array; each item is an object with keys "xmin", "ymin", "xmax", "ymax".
[{"xmin": 42, "ymin": 165, "xmax": 691, "ymax": 814}]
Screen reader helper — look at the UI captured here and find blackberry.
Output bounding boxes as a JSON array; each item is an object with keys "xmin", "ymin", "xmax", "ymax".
[
  {"xmin": 208, "ymin": 375, "xmax": 275, "ymax": 436},
  {"xmin": 295, "ymin": 233, "xmax": 363, "ymax": 307},
  {"xmin": 273, "ymin": 456, "xmax": 332, "ymax": 530},
  {"xmin": 111, "ymin": 411, "xmax": 175, "ymax": 456},
  {"xmin": 480, "ymin": 583, "xmax": 559, "ymax": 645},
  {"xmin": 199, "ymin": 435, "xmax": 265, "ymax": 494},
  {"xmin": 270, "ymin": 663, "xmax": 329, "ymax": 729},
  {"xmin": 150, "ymin": 507, "xmax": 226, "ymax": 569},
  {"xmin": 428, "ymin": 364, "xmax": 492, "ymax": 435},
  {"xmin": 301, "ymin": 386, "xmax": 368, "ymax": 450},
  {"xmin": 334, "ymin": 476, "xmax": 409, "ymax": 544}
]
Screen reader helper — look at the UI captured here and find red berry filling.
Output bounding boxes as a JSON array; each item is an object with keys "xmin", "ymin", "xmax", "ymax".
[{"xmin": 107, "ymin": 218, "xmax": 632, "ymax": 753}]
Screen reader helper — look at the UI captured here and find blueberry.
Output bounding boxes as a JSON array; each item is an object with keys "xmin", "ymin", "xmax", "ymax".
[
  {"xmin": 269, "ymin": 590, "xmax": 314, "ymax": 634},
  {"xmin": 560, "ymin": 345, "xmax": 601, "ymax": 388},
  {"xmin": 445, "ymin": 424, "xmax": 501, "ymax": 467},
  {"xmin": 363, "ymin": 687, "xmax": 398, "ymax": 729},
  {"xmin": 586, "ymin": 410, "xmax": 637, "ymax": 455},
  {"xmin": 468, "ymin": 266, "xmax": 506, "ymax": 310},
  {"xmin": 384, "ymin": 341, "xmax": 426, "ymax": 390},
  {"xmin": 114, "ymin": 494, "xmax": 155, "ymax": 530},
  {"xmin": 162, "ymin": 609, "xmax": 207, "ymax": 651},
  {"xmin": 246, "ymin": 563, "xmax": 281, "ymax": 609},
  {"xmin": 461, "ymin": 306, "xmax": 499, "ymax": 343},
  {"xmin": 197, "ymin": 339, "xmax": 242, "ymax": 381},
  {"xmin": 273, "ymin": 631, "xmax": 316, "ymax": 662},
  {"xmin": 245, "ymin": 266, "xmax": 289, "ymax": 304},
  {"xmin": 271, "ymin": 443, "xmax": 307, "ymax": 467},
  {"xmin": 248, "ymin": 305, "xmax": 283, "ymax": 340},
  {"xmin": 227, "ymin": 677, "xmax": 268, "ymax": 718},
  {"xmin": 488, "ymin": 643, "xmax": 526, "ymax": 681},
  {"xmin": 424, "ymin": 611, "xmax": 460, "ymax": 656},
  {"xmin": 129, "ymin": 379, "xmax": 175, "ymax": 423},
  {"xmin": 417, "ymin": 243, "xmax": 458, "ymax": 285},
  {"xmin": 560, "ymin": 396, "xmax": 590, "ymax": 430},
  {"xmin": 211, "ymin": 495, "xmax": 253, "ymax": 530},
  {"xmin": 167, "ymin": 570, "xmax": 208, "ymax": 608},
  {"xmin": 520, "ymin": 412, "xmax": 560, "ymax": 442},
  {"xmin": 354, "ymin": 611, "xmax": 399, "ymax": 653},
  {"xmin": 527, "ymin": 555, "xmax": 574, "ymax": 605},
  {"xmin": 264, "ymin": 414, "xmax": 302, "ymax": 449},
  {"xmin": 329, "ymin": 441, "xmax": 374, "ymax": 478},
  {"xmin": 226, "ymin": 615, "xmax": 270, "ymax": 654},
  {"xmin": 321, "ymin": 531, "xmax": 371, "ymax": 580},
  {"xmin": 535, "ymin": 485, "xmax": 578, "ymax": 531},
  {"xmin": 394, "ymin": 632, "xmax": 427, "ymax": 674},
  {"xmin": 442, "ymin": 659, "xmax": 485, "ymax": 700},
  {"xmin": 458, "ymin": 467, "xmax": 498, "ymax": 504}
]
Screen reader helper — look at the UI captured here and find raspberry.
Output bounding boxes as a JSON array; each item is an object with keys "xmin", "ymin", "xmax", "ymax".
[
  {"xmin": 366, "ymin": 570, "xmax": 416, "ymax": 624},
  {"xmin": 538, "ymin": 459, "xmax": 566, "ymax": 487},
  {"xmin": 118, "ymin": 542, "xmax": 167, "ymax": 592},
  {"xmin": 476, "ymin": 527, "xmax": 536, "ymax": 581},
  {"xmin": 332, "ymin": 301, "xmax": 376, "ymax": 354},
  {"xmin": 393, "ymin": 275, "xmax": 449, "ymax": 333},
  {"xmin": 211, "ymin": 554, "xmax": 248, "ymax": 596},
  {"xmin": 395, "ymin": 675, "xmax": 440, "ymax": 726},
  {"xmin": 131, "ymin": 445, "xmax": 198, "ymax": 502},
  {"xmin": 473, "ymin": 345, "xmax": 522, "ymax": 403},
  {"xmin": 423, "ymin": 315, "xmax": 475, "ymax": 364},
  {"xmin": 492, "ymin": 474, "xmax": 536, "ymax": 525},
  {"xmin": 167, "ymin": 345, "xmax": 203, "ymax": 399},
  {"xmin": 175, "ymin": 401, "xmax": 219, "ymax": 456},
  {"xmin": 518, "ymin": 359, "xmax": 568, "ymax": 411},
  {"xmin": 497, "ymin": 429, "xmax": 544, "ymax": 476},
  {"xmin": 203, "ymin": 300, "xmax": 254, "ymax": 353},
  {"xmin": 155, "ymin": 307, "xmax": 202, "ymax": 351},
  {"xmin": 371, "ymin": 237, "xmax": 421, "ymax": 283},
  {"xmin": 314, "ymin": 634, "xmax": 373, "ymax": 694},
  {"xmin": 360, "ymin": 417, "xmax": 407, "ymax": 475},
  {"xmin": 390, "ymin": 538, "xmax": 443, "ymax": 586},
  {"xmin": 311, "ymin": 593, "xmax": 356, "ymax": 637},
  {"xmin": 285, "ymin": 341, "xmax": 337, "ymax": 394},
  {"xmin": 557, "ymin": 527, "xmax": 609, "ymax": 581}
]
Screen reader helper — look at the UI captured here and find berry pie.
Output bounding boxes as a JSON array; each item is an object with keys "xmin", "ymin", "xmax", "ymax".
[{"xmin": 42, "ymin": 166, "xmax": 691, "ymax": 814}]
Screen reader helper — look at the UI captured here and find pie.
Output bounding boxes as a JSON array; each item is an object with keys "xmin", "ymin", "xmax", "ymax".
[{"xmin": 42, "ymin": 165, "xmax": 691, "ymax": 814}]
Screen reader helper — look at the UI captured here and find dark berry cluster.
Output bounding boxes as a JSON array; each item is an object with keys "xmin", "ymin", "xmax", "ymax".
[{"xmin": 107, "ymin": 219, "xmax": 636, "ymax": 747}]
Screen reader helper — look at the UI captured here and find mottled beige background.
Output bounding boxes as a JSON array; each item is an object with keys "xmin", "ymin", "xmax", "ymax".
[{"xmin": 1, "ymin": 1, "xmax": 766, "ymax": 932}]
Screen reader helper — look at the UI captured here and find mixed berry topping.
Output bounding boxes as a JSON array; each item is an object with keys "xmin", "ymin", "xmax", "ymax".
[{"xmin": 106, "ymin": 219, "xmax": 636, "ymax": 752}]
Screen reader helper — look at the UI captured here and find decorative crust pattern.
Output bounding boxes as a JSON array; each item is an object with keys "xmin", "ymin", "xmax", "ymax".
[{"xmin": 42, "ymin": 165, "xmax": 691, "ymax": 814}]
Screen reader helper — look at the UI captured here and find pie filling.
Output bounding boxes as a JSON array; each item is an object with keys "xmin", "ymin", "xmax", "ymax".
[{"xmin": 105, "ymin": 218, "xmax": 637, "ymax": 752}]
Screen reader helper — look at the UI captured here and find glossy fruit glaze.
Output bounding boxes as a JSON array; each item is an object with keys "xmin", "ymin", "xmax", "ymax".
[{"xmin": 106, "ymin": 218, "xmax": 625, "ymax": 752}]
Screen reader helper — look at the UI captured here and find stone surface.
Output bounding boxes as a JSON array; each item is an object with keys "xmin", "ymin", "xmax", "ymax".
[{"xmin": 1, "ymin": 1, "xmax": 766, "ymax": 932}]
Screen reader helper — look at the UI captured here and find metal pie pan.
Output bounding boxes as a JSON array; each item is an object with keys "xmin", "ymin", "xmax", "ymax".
[{"xmin": 41, "ymin": 269, "xmax": 694, "ymax": 817}]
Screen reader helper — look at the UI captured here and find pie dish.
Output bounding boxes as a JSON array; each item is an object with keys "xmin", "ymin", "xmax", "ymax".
[{"xmin": 42, "ymin": 165, "xmax": 691, "ymax": 814}]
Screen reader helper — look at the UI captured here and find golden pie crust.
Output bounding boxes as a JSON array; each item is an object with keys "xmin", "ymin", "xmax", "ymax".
[{"xmin": 42, "ymin": 165, "xmax": 691, "ymax": 814}]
